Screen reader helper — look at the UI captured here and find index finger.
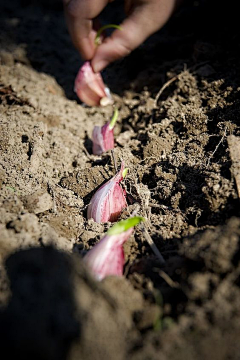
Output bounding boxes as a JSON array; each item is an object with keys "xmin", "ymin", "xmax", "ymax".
[{"xmin": 63, "ymin": 0, "xmax": 109, "ymax": 59}]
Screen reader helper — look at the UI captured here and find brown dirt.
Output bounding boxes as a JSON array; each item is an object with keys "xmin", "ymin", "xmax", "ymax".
[{"xmin": 1, "ymin": 0, "xmax": 240, "ymax": 359}]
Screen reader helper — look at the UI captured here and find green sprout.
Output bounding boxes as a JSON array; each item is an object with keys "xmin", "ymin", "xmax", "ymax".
[
  {"xmin": 122, "ymin": 168, "xmax": 129, "ymax": 178},
  {"xmin": 109, "ymin": 108, "xmax": 119, "ymax": 130},
  {"xmin": 95, "ymin": 24, "xmax": 122, "ymax": 45},
  {"xmin": 107, "ymin": 216, "xmax": 145, "ymax": 236}
]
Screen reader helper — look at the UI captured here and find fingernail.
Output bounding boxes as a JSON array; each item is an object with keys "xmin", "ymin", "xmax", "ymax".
[{"xmin": 92, "ymin": 59, "xmax": 109, "ymax": 73}]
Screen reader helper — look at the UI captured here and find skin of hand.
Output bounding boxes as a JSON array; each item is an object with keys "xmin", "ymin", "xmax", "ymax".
[{"xmin": 63, "ymin": 0, "xmax": 180, "ymax": 72}]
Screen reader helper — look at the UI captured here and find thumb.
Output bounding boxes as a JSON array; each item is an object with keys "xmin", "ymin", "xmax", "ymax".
[{"xmin": 92, "ymin": 0, "xmax": 177, "ymax": 72}]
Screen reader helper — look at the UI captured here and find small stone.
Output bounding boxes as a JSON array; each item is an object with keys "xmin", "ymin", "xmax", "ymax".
[{"xmin": 213, "ymin": 184, "xmax": 220, "ymax": 192}]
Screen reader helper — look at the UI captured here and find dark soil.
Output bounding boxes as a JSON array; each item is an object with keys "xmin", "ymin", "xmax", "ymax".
[{"xmin": 1, "ymin": 0, "xmax": 240, "ymax": 359}]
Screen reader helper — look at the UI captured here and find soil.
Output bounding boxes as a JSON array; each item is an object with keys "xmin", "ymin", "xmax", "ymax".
[{"xmin": 1, "ymin": 0, "xmax": 240, "ymax": 359}]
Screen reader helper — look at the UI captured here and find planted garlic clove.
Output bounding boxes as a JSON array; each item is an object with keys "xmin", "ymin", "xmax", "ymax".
[
  {"xmin": 84, "ymin": 217, "xmax": 144, "ymax": 280},
  {"xmin": 92, "ymin": 109, "xmax": 118, "ymax": 155},
  {"xmin": 87, "ymin": 162, "xmax": 127, "ymax": 223},
  {"xmin": 74, "ymin": 61, "xmax": 113, "ymax": 107},
  {"xmin": 92, "ymin": 123, "xmax": 114, "ymax": 155}
]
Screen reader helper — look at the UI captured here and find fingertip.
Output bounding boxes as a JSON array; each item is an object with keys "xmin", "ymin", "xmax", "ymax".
[
  {"xmin": 91, "ymin": 57, "xmax": 109, "ymax": 73},
  {"xmin": 91, "ymin": 38, "xmax": 130, "ymax": 72}
]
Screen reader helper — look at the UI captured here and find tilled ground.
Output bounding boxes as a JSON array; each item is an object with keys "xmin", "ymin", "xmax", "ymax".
[{"xmin": 1, "ymin": 0, "xmax": 240, "ymax": 359}]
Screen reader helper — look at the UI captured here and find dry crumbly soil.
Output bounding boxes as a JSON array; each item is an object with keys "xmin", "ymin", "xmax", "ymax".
[{"xmin": 1, "ymin": 0, "xmax": 240, "ymax": 359}]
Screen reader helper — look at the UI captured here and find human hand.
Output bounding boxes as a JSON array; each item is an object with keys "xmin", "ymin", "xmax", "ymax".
[{"xmin": 63, "ymin": 0, "xmax": 180, "ymax": 72}]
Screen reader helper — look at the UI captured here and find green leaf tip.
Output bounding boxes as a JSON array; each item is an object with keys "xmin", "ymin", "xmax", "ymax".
[
  {"xmin": 95, "ymin": 24, "xmax": 122, "ymax": 45},
  {"xmin": 122, "ymin": 168, "xmax": 128, "ymax": 178},
  {"xmin": 107, "ymin": 216, "xmax": 145, "ymax": 236},
  {"xmin": 109, "ymin": 108, "xmax": 119, "ymax": 129}
]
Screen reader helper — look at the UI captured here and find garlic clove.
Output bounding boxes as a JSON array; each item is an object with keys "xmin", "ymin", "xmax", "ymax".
[
  {"xmin": 84, "ymin": 217, "xmax": 144, "ymax": 280},
  {"xmin": 92, "ymin": 122, "xmax": 114, "ymax": 155},
  {"xmin": 92, "ymin": 109, "xmax": 118, "ymax": 155},
  {"xmin": 84, "ymin": 229, "xmax": 132, "ymax": 280},
  {"xmin": 87, "ymin": 162, "xmax": 127, "ymax": 223},
  {"xmin": 74, "ymin": 61, "xmax": 113, "ymax": 107}
]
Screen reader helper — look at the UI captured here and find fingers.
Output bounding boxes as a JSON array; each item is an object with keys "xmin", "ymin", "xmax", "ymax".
[
  {"xmin": 64, "ymin": 0, "xmax": 179, "ymax": 70},
  {"xmin": 63, "ymin": 0, "xmax": 109, "ymax": 59},
  {"xmin": 92, "ymin": 0, "xmax": 177, "ymax": 72}
]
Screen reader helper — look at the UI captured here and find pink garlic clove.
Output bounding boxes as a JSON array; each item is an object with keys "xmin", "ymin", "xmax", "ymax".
[
  {"xmin": 84, "ymin": 217, "xmax": 144, "ymax": 280},
  {"xmin": 92, "ymin": 108, "xmax": 118, "ymax": 155},
  {"xmin": 87, "ymin": 162, "xmax": 127, "ymax": 223},
  {"xmin": 84, "ymin": 229, "xmax": 132, "ymax": 280},
  {"xmin": 92, "ymin": 122, "xmax": 114, "ymax": 155},
  {"xmin": 74, "ymin": 61, "xmax": 113, "ymax": 107}
]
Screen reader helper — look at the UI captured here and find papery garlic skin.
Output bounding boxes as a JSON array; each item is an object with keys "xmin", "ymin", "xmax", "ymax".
[
  {"xmin": 87, "ymin": 163, "xmax": 127, "ymax": 223},
  {"xmin": 74, "ymin": 61, "xmax": 113, "ymax": 107},
  {"xmin": 92, "ymin": 122, "xmax": 114, "ymax": 155}
]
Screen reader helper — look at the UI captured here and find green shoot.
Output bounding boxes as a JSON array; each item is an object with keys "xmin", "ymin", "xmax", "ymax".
[
  {"xmin": 109, "ymin": 108, "xmax": 119, "ymax": 130},
  {"xmin": 95, "ymin": 24, "xmax": 122, "ymax": 45},
  {"xmin": 122, "ymin": 168, "xmax": 129, "ymax": 178},
  {"xmin": 107, "ymin": 216, "xmax": 145, "ymax": 235}
]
